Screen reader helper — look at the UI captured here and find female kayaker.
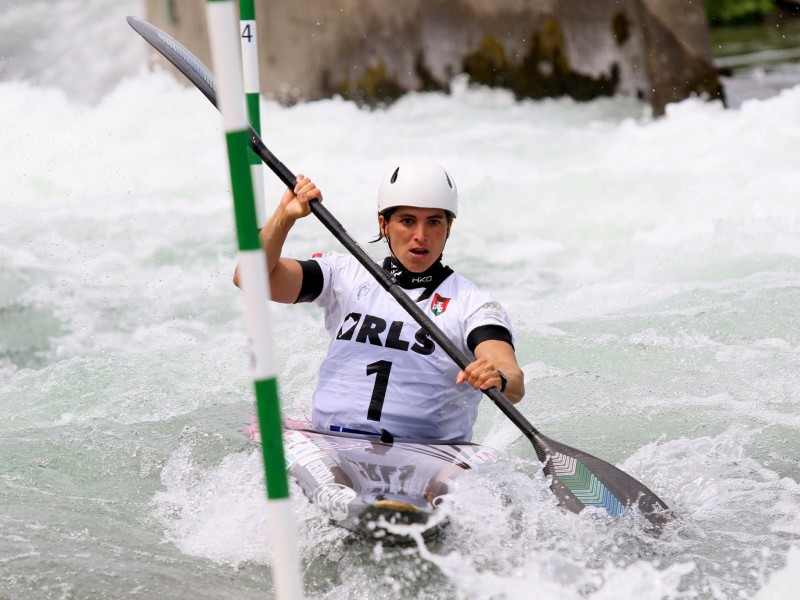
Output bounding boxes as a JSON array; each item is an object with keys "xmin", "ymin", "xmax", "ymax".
[{"xmin": 234, "ymin": 160, "xmax": 524, "ymax": 441}]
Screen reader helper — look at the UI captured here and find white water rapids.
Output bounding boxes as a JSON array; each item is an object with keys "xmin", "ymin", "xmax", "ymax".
[{"xmin": 2, "ymin": 1, "xmax": 800, "ymax": 598}]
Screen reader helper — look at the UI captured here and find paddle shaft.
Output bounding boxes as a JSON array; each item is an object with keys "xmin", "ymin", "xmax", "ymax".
[
  {"xmin": 249, "ymin": 132, "xmax": 547, "ymax": 455},
  {"xmin": 249, "ymin": 137, "xmax": 671, "ymax": 522}
]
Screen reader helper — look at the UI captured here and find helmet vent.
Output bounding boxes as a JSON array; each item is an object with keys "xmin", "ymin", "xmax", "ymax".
[
  {"xmin": 445, "ymin": 173, "xmax": 453, "ymax": 188},
  {"xmin": 390, "ymin": 167, "xmax": 400, "ymax": 184}
]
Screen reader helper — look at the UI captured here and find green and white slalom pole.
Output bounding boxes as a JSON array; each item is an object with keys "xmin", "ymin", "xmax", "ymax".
[
  {"xmin": 239, "ymin": 0, "xmax": 266, "ymax": 226},
  {"xmin": 205, "ymin": 2, "xmax": 304, "ymax": 599}
]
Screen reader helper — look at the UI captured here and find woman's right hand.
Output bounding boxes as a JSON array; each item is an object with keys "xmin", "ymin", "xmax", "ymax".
[{"xmin": 280, "ymin": 174, "xmax": 322, "ymax": 221}]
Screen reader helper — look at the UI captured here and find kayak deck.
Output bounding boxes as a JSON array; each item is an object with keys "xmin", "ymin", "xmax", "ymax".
[{"xmin": 282, "ymin": 426, "xmax": 499, "ymax": 543}]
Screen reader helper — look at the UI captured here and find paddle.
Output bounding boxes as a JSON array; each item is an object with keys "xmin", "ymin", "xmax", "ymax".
[{"xmin": 126, "ymin": 16, "xmax": 673, "ymax": 529}]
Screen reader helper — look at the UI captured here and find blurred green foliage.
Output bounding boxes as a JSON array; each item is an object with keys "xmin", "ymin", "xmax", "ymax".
[{"xmin": 705, "ymin": 0, "xmax": 776, "ymax": 26}]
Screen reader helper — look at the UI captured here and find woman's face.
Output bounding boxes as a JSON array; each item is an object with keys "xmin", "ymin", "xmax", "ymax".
[{"xmin": 380, "ymin": 206, "xmax": 451, "ymax": 273}]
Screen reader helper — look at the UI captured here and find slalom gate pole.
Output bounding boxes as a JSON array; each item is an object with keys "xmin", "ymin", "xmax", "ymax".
[
  {"xmin": 205, "ymin": 2, "xmax": 304, "ymax": 598},
  {"xmin": 238, "ymin": 0, "xmax": 266, "ymax": 226}
]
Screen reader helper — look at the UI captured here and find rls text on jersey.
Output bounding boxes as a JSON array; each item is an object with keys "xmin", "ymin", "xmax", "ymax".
[{"xmin": 335, "ymin": 312, "xmax": 435, "ymax": 355}]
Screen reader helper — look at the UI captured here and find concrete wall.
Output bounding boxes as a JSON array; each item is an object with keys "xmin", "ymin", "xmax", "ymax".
[
  {"xmin": 639, "ymin": 0, "xmax": 724, "ymax": 114},
  {"xmin": 144, "ymin": 0, "xmax": 723, "ymax": 116}
]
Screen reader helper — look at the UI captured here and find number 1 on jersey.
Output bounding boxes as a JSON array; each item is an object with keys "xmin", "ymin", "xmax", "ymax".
[{"xmin": 366, "ymin": 360, "xmax": 392, "ymax": 421}]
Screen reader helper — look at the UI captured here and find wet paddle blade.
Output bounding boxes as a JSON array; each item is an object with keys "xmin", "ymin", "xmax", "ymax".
[
  {"xmin": 533, "ymin": 431, "xmax": 672, "ymax": 529},
  {"xmin": 127, "ymin": 16, "xmax": 218, "ymax": 107}
]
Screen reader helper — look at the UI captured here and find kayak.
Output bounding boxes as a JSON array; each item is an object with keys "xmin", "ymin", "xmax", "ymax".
[{"xmin": 278, "ymin": 423, "xmax": 500, "ymax": 543}]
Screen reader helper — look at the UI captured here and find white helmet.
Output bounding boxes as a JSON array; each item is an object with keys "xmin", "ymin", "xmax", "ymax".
[{"xmin": 378, "ymin": 160, "xmax": 458, "ymax": 217}]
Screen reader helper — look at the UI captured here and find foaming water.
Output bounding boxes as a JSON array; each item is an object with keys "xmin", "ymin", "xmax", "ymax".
[{"xmin": 2, "ymin": 7, "xmax": 800, "ymax": 597}]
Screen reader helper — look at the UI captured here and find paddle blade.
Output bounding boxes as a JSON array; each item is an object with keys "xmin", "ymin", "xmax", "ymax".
[
  {"xmin": 532, "ymin": 431, "xmax": 672, "ymax": 529},
  {"xmin": 127, "ymin": 16, "xmax": 297, "ymax": 190},
  {"xmin": 127, "ymin": 16, "xmax": 218, "ymax": 107}
]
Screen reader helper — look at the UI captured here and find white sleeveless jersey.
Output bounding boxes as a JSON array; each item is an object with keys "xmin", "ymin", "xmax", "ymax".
[{"xmin": 310, "ymin": 252, "xmax": 514, "ymax": 441}]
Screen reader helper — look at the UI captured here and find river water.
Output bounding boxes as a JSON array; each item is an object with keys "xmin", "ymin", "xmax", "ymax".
[{"xmin": 2, "ymin": 1, "xmax": 800, "ymax": 598}]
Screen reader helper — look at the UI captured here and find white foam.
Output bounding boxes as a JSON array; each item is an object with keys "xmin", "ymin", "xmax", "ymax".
[
  {"xmin": 2, "ymin": 31, "xmax": 800, "ymax": 597},
  {"xmin": 755, "ymin": 546, "xmax": 800, "ymax": 600}
]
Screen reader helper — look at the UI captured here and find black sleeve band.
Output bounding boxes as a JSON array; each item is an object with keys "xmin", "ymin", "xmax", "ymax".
[
  {"xmin": 294, "ymin": 259, "xmax": 324, "ymax": 304},
  {"xmin": 467, "ymin": 324, "xmax": 514, "ymax": 353}
]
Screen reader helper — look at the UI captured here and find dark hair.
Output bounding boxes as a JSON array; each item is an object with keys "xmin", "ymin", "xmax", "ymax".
[{"xmin": 369, "ymin": 208, "xmax": 398, "ymax": 244}]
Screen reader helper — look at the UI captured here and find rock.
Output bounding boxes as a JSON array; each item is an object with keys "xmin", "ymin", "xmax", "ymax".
[
  {"xmin": 143, "ymin": 0, "xmax": 723, "ymax": 116},
  {"xmin": 638, "ymin": 0, "xmax": 725, "ymax": 115}
]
